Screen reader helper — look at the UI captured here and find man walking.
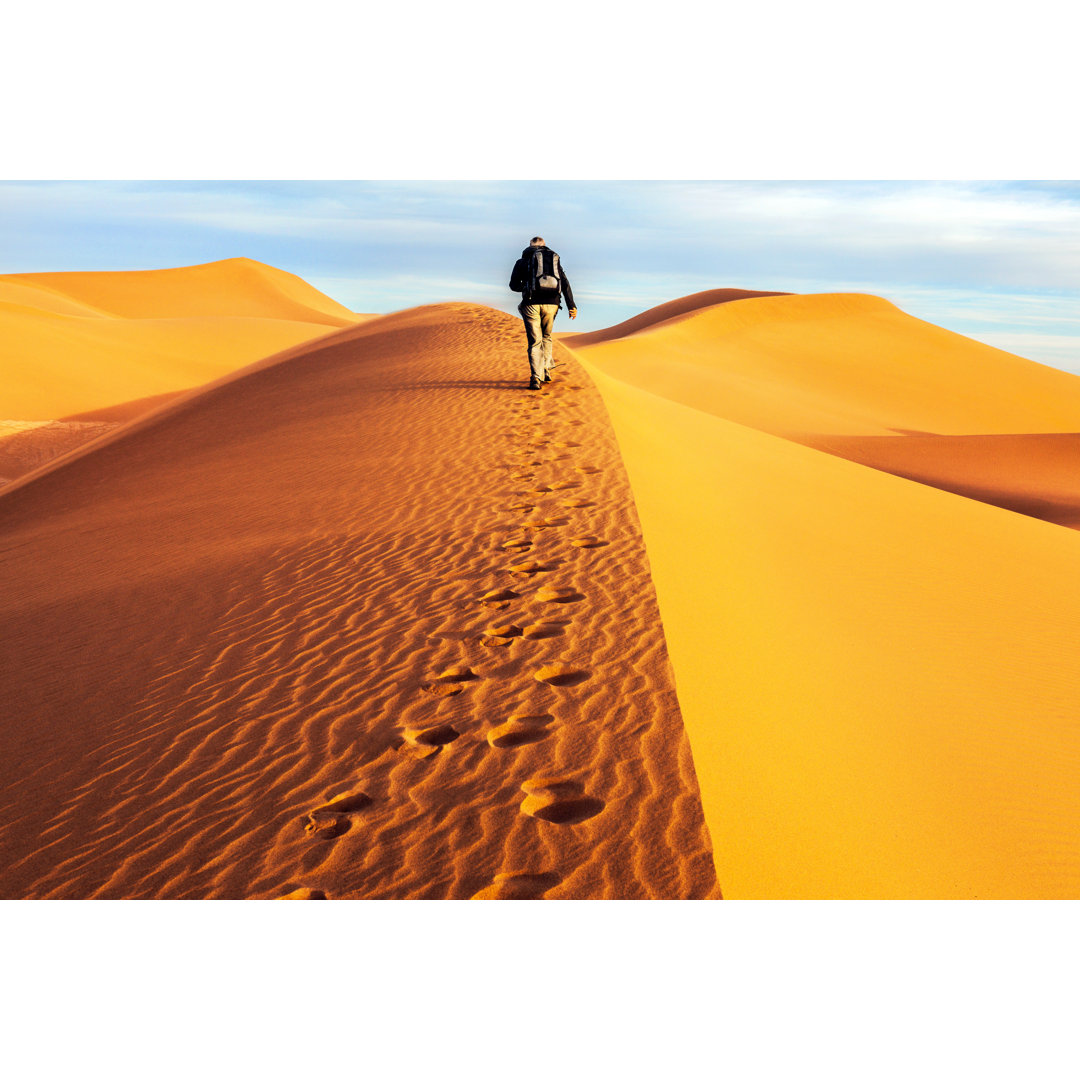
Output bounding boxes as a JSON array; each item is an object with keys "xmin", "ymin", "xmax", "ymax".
[{"xmin": 509, "ymin": 237, "xmax": 577, "ymax": 390}]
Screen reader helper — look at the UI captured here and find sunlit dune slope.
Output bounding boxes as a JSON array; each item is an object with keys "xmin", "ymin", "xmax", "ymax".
[
  {"xmin": 0, "ymin": 258, "xmax": 363, "ymax": 421},
  {"xmin": 0, "ymin": 303, "xmax": 717, "ymax": 899},
  {"xmin": 569, "ymin": 291, "xmax": 1080, "ymax": 898},
  {"xmin": 2, "ymin": 257, "xmax": 358, "ymax": 322},
  {"xmin": 574, "ymin": 292, "xmax": 1080, "ymax": 438}
]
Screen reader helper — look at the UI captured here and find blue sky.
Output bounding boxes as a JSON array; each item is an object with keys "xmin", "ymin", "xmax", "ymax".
[{"xmin": 3, "ymin": 180, "xmax": 1080, "ymax": 374}]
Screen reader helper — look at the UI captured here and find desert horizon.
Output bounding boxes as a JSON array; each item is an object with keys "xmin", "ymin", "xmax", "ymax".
[{"xmin": 3, "ymin": 255, "xmax": 1080, "ymax": 899}]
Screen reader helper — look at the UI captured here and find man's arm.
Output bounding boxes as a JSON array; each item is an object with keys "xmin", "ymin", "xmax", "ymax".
[
  {"xmin": 560, "ymin": 264, "xmax": 577, "ymax": 316},
  {"xmin": 509, "ymin": 258, "xmax": 525, "ymax": 292}
]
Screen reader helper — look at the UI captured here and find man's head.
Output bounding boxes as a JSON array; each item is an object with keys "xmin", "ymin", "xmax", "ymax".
[{"xmin": 530, "ymin": 236, "xmax": 545, "ymax": 247}]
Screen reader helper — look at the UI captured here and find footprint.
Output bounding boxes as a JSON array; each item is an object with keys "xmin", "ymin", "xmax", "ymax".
[
  {"xmin": 478, "ymin": 588, "xmax": 520, "ymax": 609},
  {"xmin": 279, "ymin": 887, "xmax": 328, "ymax": 900},
  {"xmin": 487, "ymin": 713, "xmax": 555, "ymax": 749},
  {"xmin": 303, "ymin": 788, "xmax": 373, "ymax": 839},
  {"xmin": 527, "ymin": 486, "xmax": 553, "ymax": 495},
  {"xmin": 510, "ymin": 473, "xmax": 534, "ymax": 481},
  {"xmin": 574, "ymin": 466, "xmax": 601, "ymax": 474},
  {"xmin": 534, "ymin": 664, "xmax": 590, "ymax": 687},
  {"xmin": 437, "ymin": 665, "xmax": 478, "ymax": 681},
  {"xmin": 420, "ymin": 682, "xmax": 464, "ymax": 697},
  {"xmin": 559, "ymin": 499, "xmax": 595, "ymax": 508},
  {"xmin": 520, "ymin": 778, "xmax": 604, "ymax": 824},
  {"xmin": 403, "ymin": 723, "xmax": 460, "ymax": 746},
  {"xmin": 554, "ymin": 441, "xmax": 582, "ymax": 448},
  {"xmin": 470, "ymin": 871, "xmax": 561, "ymax": 899},
  {"xmin": 482, "ymin": 623, "xmax": 524, "ymax": 647},
  {"xmin": 316, "ymin": 791, "xmax": 373, "ymax": 814},
  {"xmin": 569, "ymin": 537, "xmax": 608, "ymax": 548},
  {"xmin": 521, "ymin": 517, "xmax": 569, "ymax": 531},
  {"xmin": 567, "ymin": 420, "xmax": 585, "ymax": 426},
  {"xmin": 534, "ymin": 585, "xmax": 585, "ymax": 604},
  {"xmin": 507, "ymin": 561, "xmax": 556, "ymax": 577},
  {"xmin": 501, "ymin": 537, "xmax": 532, "ymax": 551},
  {"xmin": 549, "ymin": 481, "xmax": 579, "ymax": 490},
  {"xmin": 304, "ymin": 790, "xmax": 371, "ymax": 838},
  {"xmin": 506, "ymin": 503, "xmax": 536, "ymax": 513},
  {"xmin": 398, "ymin": 743, "xmax": 441, "ymax": 760},
  {"xmin": 420, "ymin": 665, "xmax": 478, "ymax": 696},
  {"xmin": 304, "ymin": 811, "xmax": 351, "ymax": 840},
  {"xmin": 522, "ymin": 621, "xmax": 568, "ymax": 639}
]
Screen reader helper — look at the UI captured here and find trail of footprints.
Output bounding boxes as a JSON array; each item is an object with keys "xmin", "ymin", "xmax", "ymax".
[{"xmin": 290, "ymin": 378, "xmax": 611, "ymax": 898}]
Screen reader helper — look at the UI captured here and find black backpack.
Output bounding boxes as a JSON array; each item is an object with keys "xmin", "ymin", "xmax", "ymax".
[{"xmin": 528, "ymin": 248, "xmax": 561, "ymax": 297}]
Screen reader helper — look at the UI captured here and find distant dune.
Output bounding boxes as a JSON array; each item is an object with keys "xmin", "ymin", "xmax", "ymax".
[
  {"xmin": 0, "ymin": 258, "xmax": 369, "ymax": 484},
  {"xmin": 568, "ymin": 292, "xmax": 1080, "ymax": 898},
  {"xmin": 4, "ymin": 264, "xmax": 1080, "ymax": 900},
  {"xmin": 561, "ymin": 287, "xmax": 788, "ymax": 347}
]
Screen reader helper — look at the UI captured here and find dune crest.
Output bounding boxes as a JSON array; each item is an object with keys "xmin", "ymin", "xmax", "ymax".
[
  {"xmin": 1, "ymin": 257, "xmax": 359, "ymax": 323},
  {"xmin": 561, "ymin": 287, "xmax": 788, "ymax": 347}
]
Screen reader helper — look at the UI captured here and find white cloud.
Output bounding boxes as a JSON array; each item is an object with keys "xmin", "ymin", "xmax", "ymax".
[
  {"xmin": 967, "ymin": 333, "xmax": 1080, "ymax": 373},
  {"xmin": 6, "ymin": 180, "xmax": 1080, "ymax": 376},
  {"xmin": 654, "ymin": 182, "xmax": 1080, "ymax": 288}
]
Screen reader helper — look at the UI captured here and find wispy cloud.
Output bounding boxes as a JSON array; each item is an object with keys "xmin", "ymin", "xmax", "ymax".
[{"xmin": 2, "ymin": 181, "xmax": 1079, "ymax": 371}]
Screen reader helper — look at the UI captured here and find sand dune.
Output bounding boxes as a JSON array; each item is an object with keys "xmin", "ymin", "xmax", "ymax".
[
  {"xmin": 561, "ymin": 288, "xmax": 788, "ymax": 347},
  {"xmin": 0, "ymin": 257, "xmax": 365, "ymax": 420},
  {"xmin": 802, "ymin": 432, "xmax": 1080, "ymax": 529},
  {"xmin": 7, "ymin": 262, "xmax": 1080, "ymax": 900},
  {"xmin": 1, "ymin": 256, "xmax": 358, "ymax": 323},
  {"xmin": 0, "ymin": 302, "xmax": 717, "ymax": 899},
  {"xmin": 568, "ymin": 292, "xmax": 1080, "ymax": 898},
  {"xmin": 572, "ymin": 293, "xmax": 1080, "ymax": 439},
  {"xmin": 0, "ymin": 258, "xmax": 369, "ymax": 486}
]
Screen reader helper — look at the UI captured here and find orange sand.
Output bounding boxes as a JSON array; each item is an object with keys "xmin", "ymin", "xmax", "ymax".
[
  {"xmin": 568, "ymin": 293, "xmax": 1080, "ymax": 898},
  {"xmin": 7, "ymin": 263, "xmax": 1080, "ymax": 900},
  {"xmin": 0, "ymin": 258, "xmax": 369, "ymax": 485},
  {"xmin": 0, "ymin": 298, "xmax": 717, "ymax": 899},
  {"xmin": 1, "ymin": 257, "xmax": 362, "ymax": 420}
]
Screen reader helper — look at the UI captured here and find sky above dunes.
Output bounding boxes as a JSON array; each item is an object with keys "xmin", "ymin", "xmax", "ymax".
[{"xmin": 3, "ymin": 180, "xmax": 1080, "ymax": 374}]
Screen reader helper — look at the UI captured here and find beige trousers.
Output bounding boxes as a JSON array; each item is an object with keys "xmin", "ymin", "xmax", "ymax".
[{"xmin": 519, "ymin": 302, "xmax": 559, "ymax": 381}]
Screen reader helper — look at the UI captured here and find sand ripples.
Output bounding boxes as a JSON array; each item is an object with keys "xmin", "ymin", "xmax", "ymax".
[{"xmin": 0, "ymin": 303, "xmax": 719, "ymax": 899}]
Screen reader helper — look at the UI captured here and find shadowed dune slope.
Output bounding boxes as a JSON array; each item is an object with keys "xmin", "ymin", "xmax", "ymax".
[
  {"xmin": 0, "ymin": 258, "xmax": 366, "ymax": 421},
  {"xmin": 569, "ymin": 291, "xmax": 1080, "ymax": 898},
  {"xmin": 0, "ymin": 303, "xmax": 718, "ymax": 899},
  {"xmin": 801, "ymin": 432, "xmax": 1080, "ymax": 529}
]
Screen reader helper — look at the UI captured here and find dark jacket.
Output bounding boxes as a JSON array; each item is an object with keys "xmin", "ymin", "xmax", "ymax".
[{"xmin": 509, "ymin": 246, "xmax": 576, "ymax": 309}]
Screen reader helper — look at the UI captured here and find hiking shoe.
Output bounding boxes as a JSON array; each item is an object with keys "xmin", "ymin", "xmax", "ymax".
[
  {"xmin": 542, "ymin": 371, "xmax": 552, "ymax": 383},
  {"xmin": 528, "ymin": 379, "xmax": 541, "ymax": 390}
]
